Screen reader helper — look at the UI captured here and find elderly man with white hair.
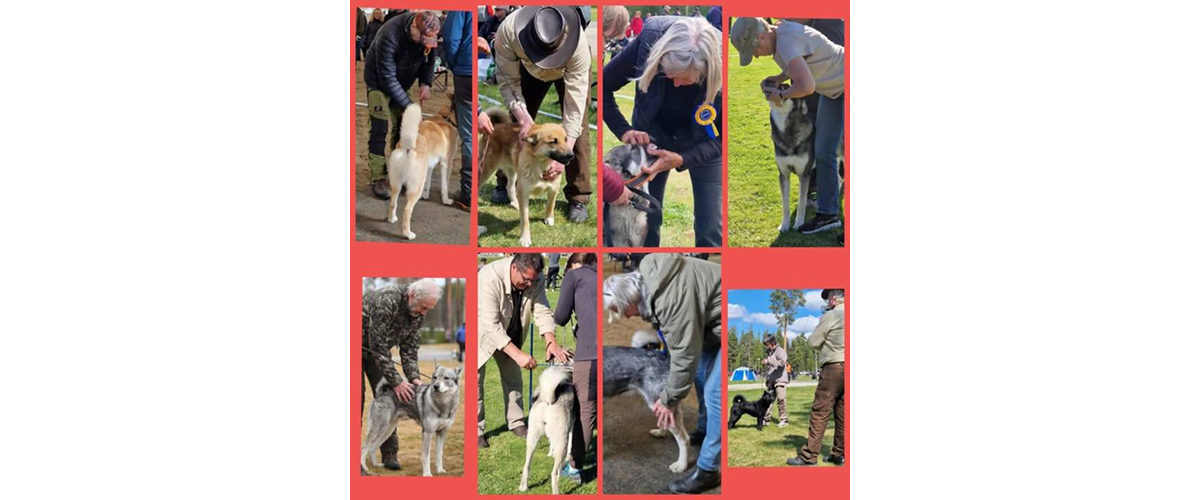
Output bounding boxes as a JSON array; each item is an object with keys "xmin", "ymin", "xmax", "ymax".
[
  {"xmin": 361, "ymin": 277, "xmax": 444, "ymax": 471},
  {"xmin": 604, "ymin": 253, "xmax": 722, "ymax": 493}
]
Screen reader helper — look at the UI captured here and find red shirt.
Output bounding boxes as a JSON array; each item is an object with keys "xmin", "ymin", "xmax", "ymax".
[{"xmin": 631, "ymin": 17, "xmax": 643, "ymax": 36}]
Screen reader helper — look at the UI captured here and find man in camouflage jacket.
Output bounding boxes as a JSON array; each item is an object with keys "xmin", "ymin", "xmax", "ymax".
[{"xmin": 361, "ymin": 278, "xmax": 443, "ymax": 470}]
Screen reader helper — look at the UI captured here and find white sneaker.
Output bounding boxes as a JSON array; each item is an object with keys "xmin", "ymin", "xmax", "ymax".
[{"xmin": 778, "ymin": 421, "xmax": 789, "ymax": 428}]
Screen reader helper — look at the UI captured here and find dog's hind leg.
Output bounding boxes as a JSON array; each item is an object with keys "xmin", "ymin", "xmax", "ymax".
[
  {"xmin": 386, "ymin": 150, "xmax": 407, "ymax": 224},
  {"xmin": 399, "ymin": 157, "xmax": 425, "ymax": 240},
  {"xmin": 778, "ymin": 167, "xmax": 792, "ymax": 232},
  {"xmin": 421, "ymin": 429, "xmax": 434, "ymax": 477},
  {"xmin": 439, "ymin": 158, "xmax": 452, "ymax": 205},
  {"xmin": 422, "ymin": 161, "xmax": 434, "ymax": 200},
  {"xmin": 518, "ymin": 411, "xmax": 545, "ymax": 492},
  {"xmin": 668, "ymin": 406, "xmax": 689, "ymax": 473}
]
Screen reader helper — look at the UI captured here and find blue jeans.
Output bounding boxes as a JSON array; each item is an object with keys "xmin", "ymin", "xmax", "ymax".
[
  {"xmin": 815, "ymin": 93, "xmax": 844, "ymax": 216},
  {"xmin": 643, "ymin": 156, "xmax": 723, "ymax": 248},
  {"xmin": 693, "ymin": 346, "xmax": 722, "ymax": 472},
  {"xmin": 453, "ymin": 75, "xmax": 474, "ymax": 198}
]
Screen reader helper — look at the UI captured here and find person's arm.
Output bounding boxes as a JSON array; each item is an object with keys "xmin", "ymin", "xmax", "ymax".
[
  {"xmin": 602, "ymin": 166, "xmax": 631, "ymax": 203},
  {"xmin": 553, "ymin": 272, "xmax": 576, "ymax": 326},
  {"xmin": 560, "ymin": 46, "xmax": 590, "ymax": 141},
  {"xmin": 367, "ymin": 313, "xmax": 406, "ymax": 386},
  {"xmin": 442, "ymin": 12, "xmax": 466, "ymax": 75},
  {"xmin": 657, "ymin": 294, "xmax": 705, "ymax": 407},
  {"xmin": 398, "ymin": 326, "xmax": 422, "ymax": 383},
  {"xmin": 602, "ymin": 33, "xmax": 640, "ymax": 141},
  {"xmin": 477, "ymin": 271, "xmax": 515, "ymax": 356},
  {"xmin": 493, "ymin": 25, "xmax": 527, "ymax": 116},
  {"xmin": 377, "ymin": 21, "xmax": 415, "ymax": 108},
  {"xmin": 809, "ymin": 312, "xmax": 833, "ymax": 350},
  {"xmin": 531, "ymin": 279, "xmax": 557, "ymax": 336},
  {"xmin": 781, "ymin": 56, "xmax": 816, "ymax": 98}
]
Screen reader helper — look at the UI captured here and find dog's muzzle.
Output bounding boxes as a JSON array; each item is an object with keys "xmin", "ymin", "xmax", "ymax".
[{"xmin": 549, "ymin": 151, "xmax": 575, "ymax": 164}]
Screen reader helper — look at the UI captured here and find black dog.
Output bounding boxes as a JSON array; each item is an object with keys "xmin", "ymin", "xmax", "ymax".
[{"xmin": 727, "ymin": 390, "xmax": 776, "ymax": 430}]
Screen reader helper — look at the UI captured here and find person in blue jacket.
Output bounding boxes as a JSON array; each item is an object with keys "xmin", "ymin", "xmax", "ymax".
[
  {"xmin": 602, "ymin": 16, "xmax": 724, "ymax": 248},
  {"xmin": 442, "ymin": 11, "xmax": 475, "ymax": 210}
]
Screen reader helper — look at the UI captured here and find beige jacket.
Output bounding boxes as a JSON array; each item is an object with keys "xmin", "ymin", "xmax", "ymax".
[
  {"xmin": 493, "ymin": 13, "xmax": 591, "ymax": 139},
  {"xmin": 808, "ymin": 303, "xmax": 845, "ymax": 366},
  {"xmin": 764, "ymin": 344, "xmax": 788, "ymax": 386},
  {"xmin": 476, "ymin": 256, "xmax": 556, "ymax": 370}
]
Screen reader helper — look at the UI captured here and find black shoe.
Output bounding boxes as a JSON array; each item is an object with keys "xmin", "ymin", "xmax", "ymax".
[
  {"xmin": 786, "ymin": 456, "xmax": 818, "ymax": 467},
  {"xmin": 371, "ymin": 179, "xmax": 391, "ymax": 200},
  {"xmin": 491, "ymin": 187, "xmax": 510, "ymax": 205},
  {"xmin": 452, "ymin": 191, "xmax": 472, "ymax": 212},
  {"xmin": 567, "ymin": 201, "xmax": 588, "ymax": 223},
  {"xmin": 511, "ymin": 426, "xmax": 527, "ymax": 438},
  {"xmin": 668, "ymin": 467, "xmax": 720, "ymax": 494},
  {"xmin": 798, "ymin": 213, "xmax": 842, "ymax": 234},
  {"xmin": 478, "ymin": 436, "xmax": 489, "ymax": 448},
  {"xmin": 826, "ymin": 455, "xmax": 845, "ymax": 465},
  {"xmin": 688, "ymin": 430, "xmax": 705, "ymax": 446},
  {"xmin": 383, "ymin": 455, "xmax": 401, "ymax": 470}
]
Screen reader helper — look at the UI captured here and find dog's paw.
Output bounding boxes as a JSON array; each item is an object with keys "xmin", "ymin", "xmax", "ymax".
[
  {"xmin": 519, "ymin": 484, "xmax": 528, "ymax": 492},
  {"xmin": 422, "ymin": 192, "xmax": 431, "ymax": 200},
  {"xmin": 403, "ymin": 231, "xmax": 416, "ymax": 240},
  {"xmin": 423, "ymin": 471, "xmax": 433, "ymax": 478},
  {"xmin": 649, "ymin": 428, "xmax": 668, "ymax": 438},
  {"xmin": 669, "ymin": 460, "xmax": 687, "ymax": 473},
  {"xmin": 509, "ymin": 200, "xmax": 520, "ymax": 210},
  {"xmin": 388, "ymin": 214, "xmax": 398, "ymax": 224},
  {"xmin": 437, "ymin": 467, "xmax": 447, "ymax": 474},
  {"xmin": 441, "ymin": 197, "xmax": 452, "ymax": 206},
  {"xmin": 778, "ymin": 223, "xmax": 789, "ymax": 232},
  {"xmin": 545, "ymin": 217, "xmax": 555, "ymax": 227},
  {"xmin": 519, "ymin": 235, "xmax": 532, "ymax": 247}
]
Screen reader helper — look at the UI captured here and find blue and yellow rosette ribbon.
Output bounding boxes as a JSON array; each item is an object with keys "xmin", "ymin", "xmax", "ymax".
[{"xmin": 694, "ymin": 103, "xmax": 719, "ymax": 139}]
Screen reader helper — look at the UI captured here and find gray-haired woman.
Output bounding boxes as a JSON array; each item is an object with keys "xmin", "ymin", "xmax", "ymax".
[{"xmin": 602, "ymin": 17, "xmax": 723, "ymax": 248}]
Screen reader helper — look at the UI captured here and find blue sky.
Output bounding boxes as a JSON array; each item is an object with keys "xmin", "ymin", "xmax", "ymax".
[{"xmin": 727, "ymin": 289, "xmax": 827, "ymax": 341}]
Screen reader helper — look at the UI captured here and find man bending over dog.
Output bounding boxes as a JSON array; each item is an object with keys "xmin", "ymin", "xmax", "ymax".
[
  {"xmin": 363, "ymin": 10, "xmax": 439, "ymax": 200},
  {"xmin": 477, "ymin": 253, "xmax": 572, "ymax": 448},
  {"xmin": 361, "ymin": 278, "xmax": 444, "ymax": 471},
  {"xmin": 603, "ymin": 253, "xmax": 722, "ymax": 494},
  {"xmin": 762, "ymin": 333, "xmax": 789, "ymax": 427}
]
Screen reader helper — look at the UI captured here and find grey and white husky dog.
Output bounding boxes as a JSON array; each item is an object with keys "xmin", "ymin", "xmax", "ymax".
[
  {"xmin": 602, "ymin": 330, "xmax": 689, "ymax": 473},
  {"xmin": 764, "ymin": 79, "xmax": 818, "ymax": 232},
  {"xmin": 519, "ymin": 365, "xmax": 577, "ymax": 494},
  {"xmin": 604, "ymin": 139, "xmax": 658, "ymax": 247},
  {"xmin": 360, "ymin": 364, "xmax": 463, "ymax": 477}
]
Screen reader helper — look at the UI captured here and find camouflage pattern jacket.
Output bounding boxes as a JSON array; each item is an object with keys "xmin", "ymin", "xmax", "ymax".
[{"xmin": 362, "ymin": 284, "xmax": 424, "ymax": 386}]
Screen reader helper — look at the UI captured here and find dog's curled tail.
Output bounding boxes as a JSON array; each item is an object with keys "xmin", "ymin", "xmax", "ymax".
[
  {"xmin": 631, "ymin": 329, "xmax": 661, "ymax": 350},
  {"xmin": 533, "ymin": 366, "xmax": 574, "ymax": 405},
  {"xmin": 484, "ymin": 107, "xmax": 511, "ymax": 126},
  {"xmin": 399, "ymin": 103, "xmax": 422, "ymax": 151},
  {"xmin": 732, "ymin": 394, "xmax": 746, "ymax": 405}
]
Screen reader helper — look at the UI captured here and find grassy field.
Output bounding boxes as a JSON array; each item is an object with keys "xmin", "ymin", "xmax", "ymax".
[
  {"xmin": 477, "ymin": 272, "xmax": 598, "ymax": 494},
  {"xmin": 726, "ymin": 40, "xmax": 842, "ymax": 248},
  {"xmin": 359, "ymin": 345, "xmax": 465, "ymax": 476},
  {"xmin": 600, "ymin": 63, "xmax": 695, "ymax": 248},
  {"xmin": 726, "ymin": 384, "xmax": 841, "ymax": 467},
  {"xmin": 476, "ymin": 13, "xmax": 599, "ymax": 248}
]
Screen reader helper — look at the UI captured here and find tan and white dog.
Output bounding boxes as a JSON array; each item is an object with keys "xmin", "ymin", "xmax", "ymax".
[
  {"xmin": 478, "ymin": 108, "xmax": 575, "ymax": 247},
  {"xmin": 386, "ymin": 103, "xmax": 458, "ymax": 240}
]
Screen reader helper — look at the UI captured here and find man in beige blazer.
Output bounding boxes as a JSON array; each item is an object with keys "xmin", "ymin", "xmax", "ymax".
[{"xmin": 477, "ymin": 253, "xmax": 571, "ymax": 448}]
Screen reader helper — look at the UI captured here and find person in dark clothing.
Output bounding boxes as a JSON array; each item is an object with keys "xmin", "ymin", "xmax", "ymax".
[
  {"xmin": 553, "ymin": 252, "xmax": 597, "ymax": 483},
  {"xmin": 705, "ymin": 6, "xmax": 722, "ymax": 31},
  {"xmin": 602, "ymin": 16, "xmax": 724, "ymax": 248},
  {"xmin": 363, "ymin": 9, "xmax": 386, "ymax": 59},
  {"xmin": 356, "ymin": 8, "xmax": 368, "ymax": 61},
  {"xmin": 363, "ymin": 10, "xmax": 439, "ymax": 200},
  {"xmin": 479, "ymin": 6, "xmax": 508, "ymax": 45},
  {"xmin": 384, "ymin": 8, "xmax": 404, "ymax": 23},
  {"xmin": 442, "ymin": 10, "xmax": 475, "ymax": 210}
]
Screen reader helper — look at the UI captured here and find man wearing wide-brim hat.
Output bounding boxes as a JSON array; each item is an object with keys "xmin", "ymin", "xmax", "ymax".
[
  {"xmin": 490, "ymin": 6, "xmax": 594, "ymax": 224},
  {"xmin": 788, "ymin": 288, "xmax": 846, "ymax": 467}
]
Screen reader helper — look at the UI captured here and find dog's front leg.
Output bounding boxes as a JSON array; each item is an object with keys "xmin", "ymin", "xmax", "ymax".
[
  {"xmin": 421, "ymin": 429, "xmax": 433, "ymax": 477},
  {"xmin": 543, "ymin": 182, "xmax": 559, "ymax": 226},
  {"xmin": 778, "ymin": 169, "xmax": 791, "ymax": 232},
  {"xmin": 439, "ymin": 159, "xmax": 452, "ymax": 205},
  {"xmin": 795, "ymin": 164, "xmax": 811, "ymax": 230},
  {"xmin": 517, "ymin": 182, "xmax": 533, "ymax": 247},
  {"xmin": 668, "ymin": 407, "xmax": 689, "ymax": 473},
  {"xmin": 435, "ymin": 428, "xmax": 448, "ymax": 474}
]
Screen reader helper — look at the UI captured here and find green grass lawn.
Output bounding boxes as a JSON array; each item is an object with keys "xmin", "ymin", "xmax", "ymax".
[
  {"xmin": 727, "ymin": 40, "xmax": 843, "ymax": 248},
  {"xmin": 477, "ymin": 283, "xmax": 598, "ymax": 494},
  {"xmin": 726, "ymin": 385, "xmax": 841, "ymax": 467},
  {"xmin": 477, "ymin": 58, "xmax": 599, "ymax": 248},
  {"xmin": 600, "ymin": 71, "xmax": 695, "ymax": 248}
]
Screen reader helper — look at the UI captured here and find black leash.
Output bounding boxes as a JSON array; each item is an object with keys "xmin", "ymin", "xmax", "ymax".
[{"xmin": 361, "ymin": 345, "xmax": 433, "ymax": 381}]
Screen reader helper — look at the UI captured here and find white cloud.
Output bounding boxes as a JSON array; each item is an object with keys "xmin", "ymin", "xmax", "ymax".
[
  {"xmin": 786, "ymin": 315, "xmax": 820, "ymax": 336},
  {"xmin": 746, "ymin": 312, "xmax": 778, "ymax": 326},
  {"xmin": 728, "ymin": 303, "xmax": 746, "ymax": 319},
  {"xmin": 803, "ymin": 290, "xmax": 827, "ymax": 311}
]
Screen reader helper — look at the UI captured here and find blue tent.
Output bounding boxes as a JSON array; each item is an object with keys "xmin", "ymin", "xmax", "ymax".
[{"xmin": 729, "ymin": 367, "xmax": 757, "ymax": 381}]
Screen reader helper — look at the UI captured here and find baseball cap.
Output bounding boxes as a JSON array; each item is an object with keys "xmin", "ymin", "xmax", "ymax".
[
  {"xmin": 415, "ymin": 11, "xmax": 441, "ymax": 51},
  {"xmin": 730, "ymin": 17, "xmax": 766, "ymax": 66}
]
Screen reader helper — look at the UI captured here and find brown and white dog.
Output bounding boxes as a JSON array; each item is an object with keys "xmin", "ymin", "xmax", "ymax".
[
  {"xmin": 478, "ymin": 108, "xmax": 575, "ymax": 247},
  {"xmin": 386, "ymin": 103, "xmax": 458, "ymax": 240}
]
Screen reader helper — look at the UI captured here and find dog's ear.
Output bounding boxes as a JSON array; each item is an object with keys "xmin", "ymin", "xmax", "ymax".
[{"xmin": 455, "ymin": 366, "xmax": 464, "ymax": 379}]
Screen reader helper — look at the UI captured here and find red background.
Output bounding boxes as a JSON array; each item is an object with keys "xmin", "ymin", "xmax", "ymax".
[{"xmin": 350, "ymin": 1, "xmax": 848, "ymax": 497}]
